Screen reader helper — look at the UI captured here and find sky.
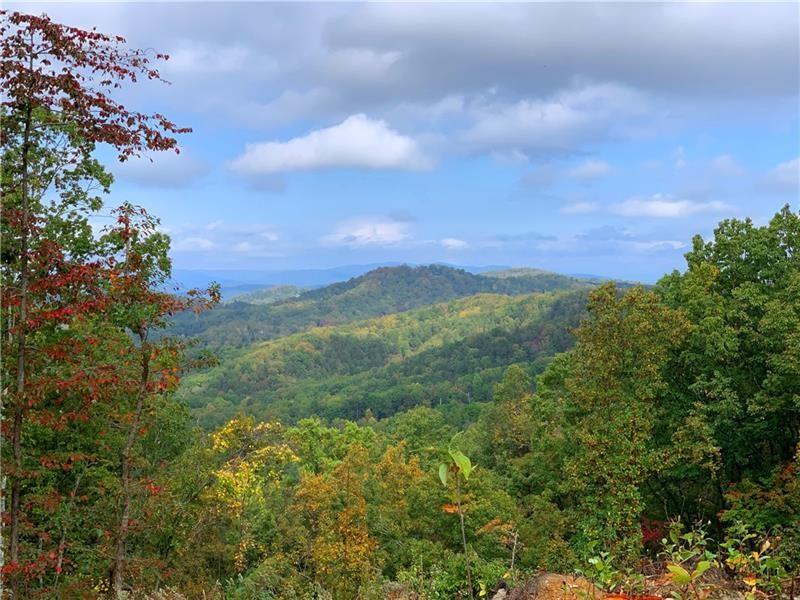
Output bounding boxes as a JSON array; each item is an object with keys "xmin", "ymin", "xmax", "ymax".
[{"xmin": 11, "ymin": 1, "xmax": 800, "ymax": 282}]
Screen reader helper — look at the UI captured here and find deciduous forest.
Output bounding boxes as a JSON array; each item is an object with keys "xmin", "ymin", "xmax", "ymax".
[{"xmin": 1, "ymin": 9, "xmax": 798, "ymax": 600}]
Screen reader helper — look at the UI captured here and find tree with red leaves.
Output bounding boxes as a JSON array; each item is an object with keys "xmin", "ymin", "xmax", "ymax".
[
  {"xmin": 1, "ymin": 9, "xmax": 192, "ymax": 597},
  {"xmin": 96, "ymin": 204, "xmax": 218, "ymax": 595}
]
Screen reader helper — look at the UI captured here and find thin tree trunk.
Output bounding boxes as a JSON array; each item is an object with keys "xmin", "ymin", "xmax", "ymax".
[
  {"xmin": 9, "ymin": 99, "xmax": 33, "ymax": 600},
  {"xmin": 456, "ymin": 476, "xmax": 473, "ymax": 600},
  {"xmin": 510, "ymin": 530, "xmax": 518, "ymax": 572},
  {"xmin": 111, "ymin": 332, "xmax": 149, "ymax": 597}
]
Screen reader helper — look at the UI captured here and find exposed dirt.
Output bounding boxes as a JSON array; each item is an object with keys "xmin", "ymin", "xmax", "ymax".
[{"xmin": 493, "ymin": 573, "xmax": 601, "ymax": 600}]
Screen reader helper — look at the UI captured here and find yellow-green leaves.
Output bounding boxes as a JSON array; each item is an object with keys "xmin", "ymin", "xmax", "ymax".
[
  {"xmin": 449, "ymin": 447, "xmax": 473, "ymax": 481},
  {"xmin": 666, "ymin": 564, "xmax": 692, "ymax": 586},
  {"xmin": 440, "ymin": 434, "xmax": 475, "ymax": 486},
  {"xmin": 439, "ymin": 462, "xmax": 449, "ymax": 486}
]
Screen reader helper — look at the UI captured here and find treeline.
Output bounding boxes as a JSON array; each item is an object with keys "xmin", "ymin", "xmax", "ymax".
[
  {"xmin": 166, "ymin": 264, "xmax": 595, "ymax": 349},
  {"xmin": 180, "ymin": 289, "xmax": 588, "ymax": 428}
]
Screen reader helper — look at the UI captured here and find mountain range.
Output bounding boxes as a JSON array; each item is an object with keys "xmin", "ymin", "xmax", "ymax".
[{"xmin": 170, "ymin": 264, "xmax": 625, "ymax": 428}]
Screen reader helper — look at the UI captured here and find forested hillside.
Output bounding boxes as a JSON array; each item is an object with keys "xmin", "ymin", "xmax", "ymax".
[
  {"xmin": 180, "ymin": 289, "xmax": 588, "ymax": 427},
  {"xmin": 226, "ymin": 284, "xmax": 303, "ymax": 305},
  {"xmin": 166, "ymin": 264, "xmax": 595, "ymax": 348}
]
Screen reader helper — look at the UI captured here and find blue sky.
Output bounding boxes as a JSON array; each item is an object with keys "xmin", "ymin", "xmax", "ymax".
[{"xmin": 16, "ymin": 2, "xmax": 800, "ymax": 282}]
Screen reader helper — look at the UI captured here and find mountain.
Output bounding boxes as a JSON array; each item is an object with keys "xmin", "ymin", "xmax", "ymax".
[
  {"xmin": 167, "ymin": 264, "xmax": 596, "ymax": 348},
  {"xmin": 170, "ymin": 263, "xmax": 518, "ymax": 299},
  {"xmin": 178, "ymin": 288, "xmax": 590, "ymax": 429},
  {"xmin": 171, "ymin": 264, "xmax": 404, "ymax": 299}
]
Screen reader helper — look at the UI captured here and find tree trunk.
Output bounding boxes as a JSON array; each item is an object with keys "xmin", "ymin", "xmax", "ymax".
[
  {"xmin": 111, "ymin": 333, "xmax": 149, "ymax": 597},
  {"xmin": 456, "ymin": 477, "xmax": 473, "ymax": 600},
  {"xmin": 8, "ymin": 99, "xmax": 33, "ymax": 600}
]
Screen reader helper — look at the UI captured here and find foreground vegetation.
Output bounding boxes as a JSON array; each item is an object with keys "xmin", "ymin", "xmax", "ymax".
[{"xmin": 1, "ymin": 10, "xmax": 797, "ymax": 599}]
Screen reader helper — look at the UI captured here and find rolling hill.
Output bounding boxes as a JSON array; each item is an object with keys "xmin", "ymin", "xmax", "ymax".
[
  {"xmin": 167, "ymin": 264, "xmax": 596, "ymax": 348},
  {"xmin": 178, "ymin": 288, "xmax": 590, "ymax": 428}
]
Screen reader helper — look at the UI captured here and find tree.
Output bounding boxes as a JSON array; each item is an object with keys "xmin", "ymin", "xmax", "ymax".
[
  {"xmin": 439, "ymin": 435, "xmax": 476, "ymax": 599},
  {"xmin": 1, "ymin": 10, "xmax": 189, "ymax": 595},
  {"xmin": 292, "ymin": 444, "xmax": 377, "ymax": 597},
  {"xmin": 476, "ymin": 364, "xmax": 534, "ymax": 472},
  {"xmin": 97, "ymin": 204, "xmax": 217, "ymax": 595},
  {"xmin": 657, "ymin": 206, "xmax": 800, "ymax": 517},
  {"xmin": 560, "ymin": 284, "xmax": 691, "ymax": 561}
]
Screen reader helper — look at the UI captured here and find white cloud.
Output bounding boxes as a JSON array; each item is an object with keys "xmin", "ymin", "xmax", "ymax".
[
  {"xmin": 459, "ymin": 83, "xmax": 648, "ymax": 156},
  {"xmin": 440, "ymin": 237, "xmax": 469, "ymax": 249},
  {"xmin": 562, "ymin": 201, "xmax": 599, "ymax": 215},
  {"xmin": 569, "ymin": 159, "xmax": 611, "ymax": 180},
  {"xmin": 164, "ymin": 41, "xmax": 253, "ymax": 75},
  {"xmin": 230, "ymin": 114, "xmax": 431, "ymax": 174},
  {"xmin": 612, "ymin": 194, "xmax": 732, "ymax": 218},
  {"xmin": 172, "ymin": 237, "xmax": 215, "ymax": 252},
  {"xmin": 243, "ymin": 88, "xmax": 337, "ymax": 127},
  {"xmin": 322, "ymin": 216, "xmax": 412, "ymax": 247},
  {"xmin": 762, "ymin": 157, "xmax": 799, "ymax": 193}
]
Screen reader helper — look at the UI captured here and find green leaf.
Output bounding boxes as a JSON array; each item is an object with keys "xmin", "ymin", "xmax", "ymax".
[
  {"xmin": 438, "ymin": 463, "xmax": 448, "ymax": 486},
  {"xmin": 692, "ymin": 561, "xmax": 711, "ymax": 579},
  {"xmin": 667, "ymin": 564, "xmax": 691, "ymax": 586},
  {"xmin": 449, "ymin": 448, "xmax": 472, "ymax": 480}
]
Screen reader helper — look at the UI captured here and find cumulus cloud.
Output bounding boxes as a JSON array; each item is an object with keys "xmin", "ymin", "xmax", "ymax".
[
  {"xmin": 164, "ymin": 41, "xmax": 253, "ymax": 75},
  {"xmin": 322, "ymin": 216, "xmax": 412, "ymax": 247},
  {"xmin": 611, "ymin": 194, "xmax": 732, "ymax": 218},
  {"xmin": 230, "ymin": 114, "xmax": 431, "ymax": 174},
  {"xmin": 459, "ymin": 84, "xmax": 648, "ymax": 157},
  {"xmin": 569, "ymin": 160, "xmax": 611, "ymax": 180}
]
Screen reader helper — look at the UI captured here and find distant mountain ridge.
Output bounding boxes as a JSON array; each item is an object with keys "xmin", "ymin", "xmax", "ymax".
[
  {"xmin": 167, "ymin": 264, "xmax": 602, "ymax": 348},
  {"xmin": 171, "ymin": 262, "xmax": 512, "ymax": 299}
]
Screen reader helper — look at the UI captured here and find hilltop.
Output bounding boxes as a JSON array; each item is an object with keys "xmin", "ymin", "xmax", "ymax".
[{"xmin": 167, "ymin": 264, "xmax": 597, "ymax": 348}]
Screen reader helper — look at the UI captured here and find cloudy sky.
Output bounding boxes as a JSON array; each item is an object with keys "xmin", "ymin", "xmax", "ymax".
[{"xmin": 13, "ymin": 2, "xmax": 800, "ymax": 281}]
